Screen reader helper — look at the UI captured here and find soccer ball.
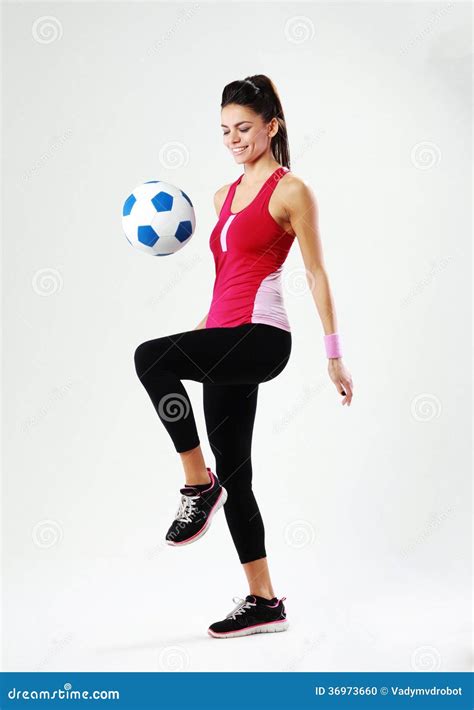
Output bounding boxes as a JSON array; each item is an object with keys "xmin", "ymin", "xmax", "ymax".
[{"xmin": 122, "ymin": 180, "xmax": 196, "ymax": 256}]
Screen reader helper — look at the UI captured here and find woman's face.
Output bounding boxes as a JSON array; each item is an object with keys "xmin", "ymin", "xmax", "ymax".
[{"xmin": 221, "ymin": 104, "xmax": 274, "ymax": 164}]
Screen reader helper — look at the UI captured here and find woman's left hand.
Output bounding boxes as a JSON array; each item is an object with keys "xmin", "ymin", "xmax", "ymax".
[{"xmin": 328, "ymin": 358, "xmax": 353, "ymax": 406}]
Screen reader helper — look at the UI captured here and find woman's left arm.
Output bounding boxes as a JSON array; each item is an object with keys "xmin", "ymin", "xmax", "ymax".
[{"xmin": 285, "ymin": 177, "xmax": 354, "ymax": 406}]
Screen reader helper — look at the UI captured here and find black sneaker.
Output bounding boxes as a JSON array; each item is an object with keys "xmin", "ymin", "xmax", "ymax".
[
  {"xmin": 165, "ymin": 468, "xmax": 227, "ymax": 546},
  {"xmin": 208, "ymin": 594, "xmax": 288, "ymax": 638}
]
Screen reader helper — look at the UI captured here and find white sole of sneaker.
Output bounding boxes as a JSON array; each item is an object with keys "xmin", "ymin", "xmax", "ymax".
[
  {"xmin": 166, "ymin": 486, "xmax": 228, "ymax": 546},
  {"xmin": 207, "ymin": 619, "xmax": 289, "ymax": 639}
]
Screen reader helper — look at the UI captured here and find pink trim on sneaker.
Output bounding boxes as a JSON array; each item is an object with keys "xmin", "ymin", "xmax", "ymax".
[
  {"xmin": 267, "ymin": 596, "xmax": 285, "ymax": 608},
  {"xmin": 208, "ymin": 618, "xmax": 287, "ymax": 637},
  {"xmin": 181, "ymin": 468, "xmax": 216, "ymax": 495},
  {"xmin": 252, "ymin": 595, "xmax": 286, "ymax": 608},
  {"xmin": 201, "ymin": 468, "xmax": 216, "ymax": 493}
]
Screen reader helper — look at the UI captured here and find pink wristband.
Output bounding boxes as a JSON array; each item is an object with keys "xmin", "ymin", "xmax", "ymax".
[{"xmin": 324, "ymin": 333, "xmax": 342, "ymax": 358}]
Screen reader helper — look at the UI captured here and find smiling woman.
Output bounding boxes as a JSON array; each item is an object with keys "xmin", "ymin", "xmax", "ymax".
[
  {"xmin": 134, "ymin": 73, "xmax": 353, "ymax": 642},
  {"xmin": 220, "ymin": 75, "xmax": 290, "ymax": 169}
]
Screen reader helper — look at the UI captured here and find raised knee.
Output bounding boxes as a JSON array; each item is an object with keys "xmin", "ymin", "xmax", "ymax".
[
  {"xmin": 134, "ymin": 340, "xmax": 155, "ymax": 377},
  {"xmin": 134, "ymin": 337, "xmax": 172, "ymax": 379}
]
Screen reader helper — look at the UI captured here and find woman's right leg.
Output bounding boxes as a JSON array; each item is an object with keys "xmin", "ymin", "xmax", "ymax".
[
  {"xmin": 179, "ymin": 444, "xmax": 211, "ymax": 485},
  {"xmin": 133, "ymin": 323, "xmax": 291, "ymax": 456}
]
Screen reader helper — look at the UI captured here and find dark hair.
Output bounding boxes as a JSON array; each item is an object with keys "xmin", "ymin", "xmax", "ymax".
[{"xmin": 221, "ymin": 74, "xmax": 290, "ymax": 170}]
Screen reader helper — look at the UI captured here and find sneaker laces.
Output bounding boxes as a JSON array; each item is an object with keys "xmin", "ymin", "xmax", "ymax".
[
  {"xmin": 225, "ymin": 596, "xmax": 256, "ymax": 620},
  {"xmin": 175, "ymin": 493, "xmax": 200, "ymax": 523}
]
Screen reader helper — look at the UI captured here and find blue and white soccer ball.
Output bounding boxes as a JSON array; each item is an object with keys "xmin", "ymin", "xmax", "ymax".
[{"xmin": 122, "ymin": 180, "xmax": 196, "ymax": 256}]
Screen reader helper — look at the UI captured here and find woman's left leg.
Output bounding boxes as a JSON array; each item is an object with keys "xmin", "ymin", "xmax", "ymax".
[
  {"xmin": 203, "ymin": 381, "xmax": 264, "ymax": 563},
  {"xmin": 242, "ymin": 557, "xmax": 276, "ymax": 600},
  {"xmin": 203, "ymin": 380, "xmax": 275, "ymax": 599}
]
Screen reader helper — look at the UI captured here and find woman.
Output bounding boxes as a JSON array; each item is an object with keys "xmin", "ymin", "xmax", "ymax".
[{"xmin": 134, "ymin": 74, "xmax": 354, "ymax": 639}]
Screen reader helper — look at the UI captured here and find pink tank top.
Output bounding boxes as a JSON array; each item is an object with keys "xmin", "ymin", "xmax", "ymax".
[{"xmin": 206, "ymin": 166, "xmax": 295, "ymax": 331}]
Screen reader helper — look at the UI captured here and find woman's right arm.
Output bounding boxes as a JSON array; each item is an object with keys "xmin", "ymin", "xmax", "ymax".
[{"xmin": 194, "ymin": 313, "xmax": 208, "ymax": 330}]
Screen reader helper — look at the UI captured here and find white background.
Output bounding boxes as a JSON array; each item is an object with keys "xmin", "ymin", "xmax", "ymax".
[{"xmin": 2, "ymin": 1, "xmax": 472, "ymax": 672}]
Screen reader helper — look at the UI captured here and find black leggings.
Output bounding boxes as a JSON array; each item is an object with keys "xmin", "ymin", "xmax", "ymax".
[{"xmin": 133, "ymin": 323, "xmax": 292, "ymax": 564}]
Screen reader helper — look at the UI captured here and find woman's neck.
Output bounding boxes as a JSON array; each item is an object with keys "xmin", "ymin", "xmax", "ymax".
[{"xmin": 241, "ymin": 158, "xmax": 281, "ymax": 186}]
